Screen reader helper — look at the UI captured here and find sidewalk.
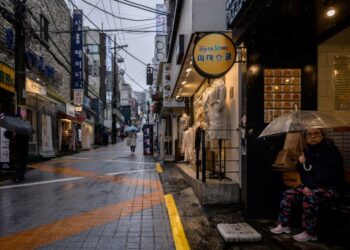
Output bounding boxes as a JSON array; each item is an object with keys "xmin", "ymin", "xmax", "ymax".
[
  {"xmin": 0, "ymin": 136, "xmax": 174, "ymax": 250},
  {"xmin": 159, "ymin": 162, "xmax": 348, "ymax": 250}
]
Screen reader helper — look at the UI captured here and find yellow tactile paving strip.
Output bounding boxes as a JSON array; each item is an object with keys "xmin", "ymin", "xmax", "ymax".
[
  {"xmin": 156, "ymin": 162, "xmax": 163, "ymax": 173},
  {"xmin": 0, "ymin": 190, "xmax": 164, "ymax": 250},
  {"xmin": 164, "ymin": 194, "xmax": 190, "ymax": 250},
  {"xmin": 30, "ymin": 164, "xmax": 96, "ymax": 177}
]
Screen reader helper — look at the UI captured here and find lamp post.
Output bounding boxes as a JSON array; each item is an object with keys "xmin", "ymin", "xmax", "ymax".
[{"xmin": 111, "ymin": 42, "xmax": 128, "ymax": 144}]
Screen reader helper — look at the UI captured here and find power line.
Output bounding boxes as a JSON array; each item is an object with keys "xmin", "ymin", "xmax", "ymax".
[
  {"xmin": 101, "ymin": 0, "xmax": 112, "ymax": 31},
  {"xmin": 80, "ymin": 0, "xmax": 155, "ymax": 22},
  {"xmin": 86, "ymin": 0, "xmax": 101, "ymax": 16},
  {"xmin": 67, "ymin": 1, "xmax": 154, "ymax": 68},
  {"xmin": 123, "ymin": 70, "xmax": 148, "ymax": 91},
  {"xmin": 114, "ymin": 0, "xmax": 127, "ymax": 56},
  {"xmin": 114, "ymin": 0, "xmax": 171, "ymax": 17}
]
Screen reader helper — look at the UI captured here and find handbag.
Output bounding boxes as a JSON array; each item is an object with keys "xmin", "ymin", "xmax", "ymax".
[
  {"xmin": 126, "ymin": 138, "xmax": 131, "ymax": 146},
  {"xmin": 273, "ymin": 132, "xmax": 306, "ymax": 169}
]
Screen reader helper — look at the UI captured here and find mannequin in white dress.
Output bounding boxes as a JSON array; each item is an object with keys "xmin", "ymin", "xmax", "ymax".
[
  {"xmin": 180, "ymin": 112, "xmax": 190, "ymax": 155},
  {"xmin": 209, "ymin": 79, "xmax": 229, "ymax": 140}
]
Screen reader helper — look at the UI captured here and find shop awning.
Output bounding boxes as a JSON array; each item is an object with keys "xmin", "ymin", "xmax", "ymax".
[{"xmin": 171, "ymin": 32, "xmax": 233, "ymax": 98}]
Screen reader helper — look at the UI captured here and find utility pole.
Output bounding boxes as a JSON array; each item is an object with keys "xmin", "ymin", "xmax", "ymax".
[
  {"xmin": 14, "ymin": 0, "xmax": 27, "ymax": 117},
  {"xmin": 111, "ymin": 40, "xmax": 128, "ymax": 144},
  {"xmin": 111, "ymin": 35, "xmax": 117, "ymax": 144}
]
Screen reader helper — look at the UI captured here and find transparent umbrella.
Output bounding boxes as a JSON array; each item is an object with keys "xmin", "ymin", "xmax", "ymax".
[
  {"xmin": 258, "ymin": 110, "xmax": 349, "ymax": 138},
  {"xmin": 124, "ymin": 125, "xmax": 139, "ymax": 133},
  {"xmin": 259, "ymin": 110, "xmax": 349, "ymax": 171}
]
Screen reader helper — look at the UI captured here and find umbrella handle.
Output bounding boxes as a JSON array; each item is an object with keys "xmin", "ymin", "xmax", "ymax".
[{"xmin": 303, "ymin": 163, "xmax": 312, "ymax": 171}]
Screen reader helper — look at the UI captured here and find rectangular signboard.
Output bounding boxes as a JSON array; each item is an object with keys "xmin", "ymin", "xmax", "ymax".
[{"xmin": 72, "ymin": 9, "xmax": 84, "ymax": 91}]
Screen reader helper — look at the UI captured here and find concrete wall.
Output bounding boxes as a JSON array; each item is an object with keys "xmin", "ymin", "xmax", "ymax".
[
  {"xmin": 0, "ymin": 0, "xmax": 72, "ymax": 102},
  {"xmin": 193, "ymin": 0, "xmax": 226, "ymax": 32},
  {"xmin": 28, "ymin": 0, "xmax": 71, "ymax": 101}
]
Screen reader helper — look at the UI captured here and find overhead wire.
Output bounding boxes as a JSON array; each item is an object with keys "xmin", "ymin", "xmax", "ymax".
[
  {"xmin": 86, "ymin": 0, "xmax": 101, "ymax": 17},
  {"xmin": 114, "ymin": 0, "xmax": 171, "ymax": 16},
  {"xmin": 101, "ymin": 0, "xmax": 112, "ymax": 31},
  {"xmin": 68, "ymin": 0, "xmax": 156, "ymax": 70},
  {"xmin": 80, "ymin": 0, "xmax": 155, "ymax": 22}
]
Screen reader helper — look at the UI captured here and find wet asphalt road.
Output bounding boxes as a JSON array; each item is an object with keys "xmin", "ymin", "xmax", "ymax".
[{"xmin": 0, "ymin": 134, "xmax": 174, "ymax": 250}]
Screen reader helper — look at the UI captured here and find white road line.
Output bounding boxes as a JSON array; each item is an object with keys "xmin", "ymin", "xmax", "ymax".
[
  {"xmin": 105, "ymin": 169, "xmax": 154, "ymax": 176},
  {"xmin": 60, "ymin": 156, "xmax": 92, "ymax": 160},
  {"xmin": 103, "ymin": 160, "xmax": 155, "ymax": 165},
  {"xmin": 0, "ymin": 177, "xmax": 84, "ymax": 190}
]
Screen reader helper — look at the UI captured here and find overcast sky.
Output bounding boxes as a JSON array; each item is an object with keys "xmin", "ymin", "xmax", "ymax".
[{"xmin": 67, "ymin": 0, "xmax": 164, "ymax": 92}]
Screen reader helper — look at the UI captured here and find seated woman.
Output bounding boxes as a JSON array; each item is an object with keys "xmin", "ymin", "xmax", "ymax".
[{"xmin": 270, "ymin": 128, "xmax": 344, "ymax": 242}]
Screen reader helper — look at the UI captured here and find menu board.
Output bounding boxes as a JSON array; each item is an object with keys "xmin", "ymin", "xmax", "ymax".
[
  {"xmin": 334, "ymin": 56, "xmax": 350, "ymax": 110},
  {"xmin": 264, "ymin": 68, "xmax": 302, "ymax": 123}
]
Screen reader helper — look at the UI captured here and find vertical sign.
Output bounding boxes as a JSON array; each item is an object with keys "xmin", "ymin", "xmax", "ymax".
[
  {"xmin": 72, "ymin": 9, "xmax": 84, "ymax": 106},
  {"xmin": 0, "ymin": 128, "xmax": 10, "ymax": 164},
  {"xmin": 156, "ymin": 4, "xmax": 167, "ymax": 35},
  {"xmin": 106, "ymin": 35, "xmax": 113, "ymax": 72}
]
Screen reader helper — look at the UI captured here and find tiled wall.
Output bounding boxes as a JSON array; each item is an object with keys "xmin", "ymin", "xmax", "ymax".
[{"xmin": 318, "ymin": 44, "xmax": 350, "ymax": 123}]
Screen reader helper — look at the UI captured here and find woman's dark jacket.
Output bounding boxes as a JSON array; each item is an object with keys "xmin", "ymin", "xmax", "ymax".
[{"xmin": 296, "ymin": 139, "xmax": 344, "ymax": 190}]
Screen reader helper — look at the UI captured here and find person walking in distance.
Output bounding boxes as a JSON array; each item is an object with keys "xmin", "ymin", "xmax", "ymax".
[
  {"xmin": 129, "ymin": 131, "xmax": 137, "ymax": 155},
  {"xmin": 270, "ymin": 128, "xmax": 344, "ymax": 242},
  {"xmin": 4, "ymin": 130, "xmax": 30, "ymax": 182}
]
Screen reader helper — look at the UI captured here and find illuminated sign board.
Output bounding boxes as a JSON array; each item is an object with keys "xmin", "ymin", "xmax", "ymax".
[{"xmin": 193, "ymin": 33, "xmax": 236, "ymax": 78}]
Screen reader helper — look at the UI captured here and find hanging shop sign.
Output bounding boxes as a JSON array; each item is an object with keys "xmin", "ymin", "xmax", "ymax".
[
  {"xmin": 193, "ymin": 33, "xmax": 237, "ymax": 78},
  {"xmin": 72, "ymin": 9, "xmax": 84, "ymax": 105},
  {"xmin": 0, "ymin": 63, "xmax": 15, "ymax": 93},
  {"xmin": 163, "ymin": 64, "xmax": 185, "ymax": 107},
  {"xmin": 66, "ymin": 103, "xmax": 76, "ymax": 118},
  {"xmin": 26, "ymin": 78, "xmax": 47, "ymax": 96}
]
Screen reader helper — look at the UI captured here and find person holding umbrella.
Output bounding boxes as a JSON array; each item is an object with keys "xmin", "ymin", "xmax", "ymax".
[
  {"xmin": 4, "ymin": 130, "xmax": 30, "ymax": 182},
  {"xmin": 270, "ymin": 128, "xmax": 345, "ymax": 242},
  {"xmin": 128, "ymin": 130, "xmax": 137, "ymax": 155},
  {"xmin": 0, "ymin": 113, "xmax": 32, "ymax": 182}
]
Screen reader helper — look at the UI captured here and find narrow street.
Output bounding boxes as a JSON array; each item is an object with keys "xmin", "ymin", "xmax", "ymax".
[{"xmin": 0, "ymin": 135, "xmax": 175, "ymax": 250}]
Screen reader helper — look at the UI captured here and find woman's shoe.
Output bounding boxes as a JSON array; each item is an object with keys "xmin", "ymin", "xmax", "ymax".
[
  {"xmin": 292, "ymin": 231, "xmax": 317, "ymax": 242},
  {"xmin": 270, "ymin": 224, "xmax": 291, "ymax": 234}
]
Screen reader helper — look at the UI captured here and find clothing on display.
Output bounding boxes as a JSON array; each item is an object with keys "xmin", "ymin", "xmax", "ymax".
[
  {"xmin": 183, "ymin": 128, "xmax": 192, "ymax": 162},
  {"xmin": 180, "ymin": 113, "xmax": 190, "ymax": 131},
  {"xmin": 209, "ymin": 79, "xmax": 230, "ymax": 140},
  {"xmin": 202, "ymin": 87, "xmax": 213, "ymax": 131},
  {"xmin": 179, "ymin": 113, "xmax": 190, "ymax": 154}
]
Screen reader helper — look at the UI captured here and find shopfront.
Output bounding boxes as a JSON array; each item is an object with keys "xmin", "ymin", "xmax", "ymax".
[
  {"xmin": 226, "ymin": 0, "xmax": 350, "ymax": 219},
  {"xmin": 0, "ymin": 63, "xmax": 15, "ymax": 115},
  {"xmin": 170, "ymin": 32, "xmax": 243, "ymax": 204},
  {"xmin": 26, "ymin": 78, "xmax": 57, "ymax": 157}
]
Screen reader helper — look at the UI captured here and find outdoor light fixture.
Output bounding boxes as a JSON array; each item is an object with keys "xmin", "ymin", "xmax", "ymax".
[
  {"xmin": 181, "ymin": 81, "xmax": 186, "ymax": 85},
  {"xmin": 186, "ymin": 68, "xmax": 192, "ymax": 73},
  {"xmin": 326, "ymin": 6, "xmax": 336, "ymax": 17},
  {"xmin": 249, "ymin": 65, "xmax": 259, "ymax": 74}
]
